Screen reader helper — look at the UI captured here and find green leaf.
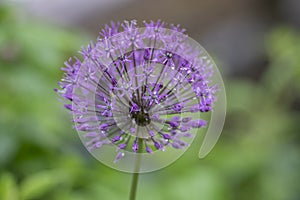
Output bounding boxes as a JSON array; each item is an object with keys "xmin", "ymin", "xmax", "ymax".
[
  {"xmin": 20, "ymin": 170, "xmax": 67, "ymax": 200},
  {"xmin": 0, "ymin": 173, "xmax": 19, "ymax": 200}
]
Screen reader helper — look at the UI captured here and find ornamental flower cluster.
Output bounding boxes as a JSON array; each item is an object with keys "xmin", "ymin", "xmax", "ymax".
[{"xmin": 56, "ymin": 20, "xmax": 218, "ymax": 163}]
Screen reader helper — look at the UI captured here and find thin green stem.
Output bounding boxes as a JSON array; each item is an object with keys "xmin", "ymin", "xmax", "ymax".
[
  {"xmin": 129, "ymin": 171, "xmax": 139, "ymax": 200},
  {"xmin": 129, "ymin": 139, "xmax": 143, "ymax": 200}
]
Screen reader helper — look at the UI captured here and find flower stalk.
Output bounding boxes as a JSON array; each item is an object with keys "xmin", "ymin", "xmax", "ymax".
[{"xmin": 129, "ymin": 138, "xmax": 143, "ymax": 200}]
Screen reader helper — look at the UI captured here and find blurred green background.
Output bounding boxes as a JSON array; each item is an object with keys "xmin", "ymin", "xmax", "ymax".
[{"xmin": 1, "ymin": 2, "xmax": 300, "ymax": 200}]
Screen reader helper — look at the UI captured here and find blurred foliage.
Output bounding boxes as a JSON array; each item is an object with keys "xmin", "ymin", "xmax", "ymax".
[{"xmin": 1, "ymin": 5, "xmax": 300, "ymax": 200}]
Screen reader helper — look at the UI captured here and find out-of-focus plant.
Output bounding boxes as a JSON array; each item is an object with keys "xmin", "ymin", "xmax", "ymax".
[
  {"xmin": 217, "ymin": 27, "xmax": 300, "ymax": 200},
  {"xmin": 0, "ymin": 4, "xmax": 300, "ymax": 200},
  {"xmin": 0, "ymin": 6, "xmax": 92, "ymax": 200}
]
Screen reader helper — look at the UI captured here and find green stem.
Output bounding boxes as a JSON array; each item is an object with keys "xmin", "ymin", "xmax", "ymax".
[
  {"xmin": 129, "ymin": 171, "xmax": 140, "ymax": 200},
  {"xmin": 129, "ymin": 139, "xmax": 143, "ymax": 200}
]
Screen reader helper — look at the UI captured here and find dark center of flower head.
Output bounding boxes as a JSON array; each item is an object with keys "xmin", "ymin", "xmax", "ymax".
[{"xmin": 130, "ymin": 105, "xmax": 151, "ymax": 126}]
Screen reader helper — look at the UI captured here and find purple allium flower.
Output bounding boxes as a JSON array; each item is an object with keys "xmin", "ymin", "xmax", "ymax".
[{"xmin": 56, "ymin": 20, "xmax": 218, "ymax": 164}]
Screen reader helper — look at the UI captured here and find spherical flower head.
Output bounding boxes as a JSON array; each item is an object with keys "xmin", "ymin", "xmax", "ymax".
[{"xmin": 55, "ymin": 20, "xmax": 224, "ymax": 173}]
